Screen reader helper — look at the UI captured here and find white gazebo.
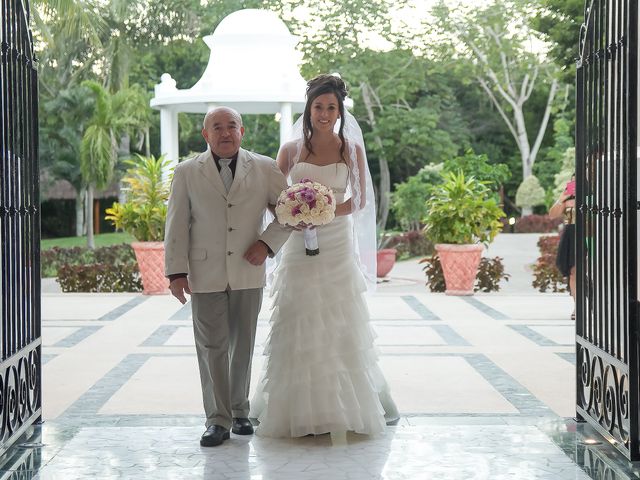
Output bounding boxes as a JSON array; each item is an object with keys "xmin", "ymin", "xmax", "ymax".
[{"xmin": 150, "ymin": 9, "xmax": 308, "ymax": 171}]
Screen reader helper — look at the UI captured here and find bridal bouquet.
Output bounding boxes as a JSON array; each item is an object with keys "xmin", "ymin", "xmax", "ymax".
[{"xmin": 275, "ymin": 179, "xmax": 336, "ymax": 255}]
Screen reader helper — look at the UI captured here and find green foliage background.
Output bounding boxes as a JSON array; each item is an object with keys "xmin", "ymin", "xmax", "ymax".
[{"xmin": 36, "ymin": 0, "xmax": 579, "ymax": 233}]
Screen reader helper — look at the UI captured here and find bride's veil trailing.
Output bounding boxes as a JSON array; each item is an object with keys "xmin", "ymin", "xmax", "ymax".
[{"xmin": 267, "ymin": 108, "xmax": 377, "ymax": 292}]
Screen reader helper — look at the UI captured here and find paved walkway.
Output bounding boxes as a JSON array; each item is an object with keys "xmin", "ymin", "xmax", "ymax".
[{"xmin": 4, "ymin": 234, "xmax": 637, "ymax": 479}]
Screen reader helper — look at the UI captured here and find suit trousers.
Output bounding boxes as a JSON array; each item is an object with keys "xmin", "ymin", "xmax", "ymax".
[{"xmin": 191, "ymin": 288, "xmax": 263, "ymax": 429}]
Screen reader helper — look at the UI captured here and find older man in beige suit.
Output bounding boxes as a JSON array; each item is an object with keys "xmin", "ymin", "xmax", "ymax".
[{"xmin": 165, "ymin": 107, "xmax": 290, "ymax": 447}]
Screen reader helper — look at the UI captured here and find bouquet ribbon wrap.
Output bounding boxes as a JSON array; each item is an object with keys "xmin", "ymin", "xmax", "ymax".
[{"xmin": 303, "ymin": 229, "xmax": 319, "ymax": 256}]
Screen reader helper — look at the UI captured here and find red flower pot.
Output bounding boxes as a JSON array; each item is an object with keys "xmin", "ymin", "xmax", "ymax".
[
  {"xmin": 435, "ymin": 243, "xmax": 484, "ymax": 295},
  {"xmin": 377, "ymin": 248, "xmax": 397, "ymax": 278},
  {"xmin": 131, "ymin": 242, "xmax": 170, "ymax": 295}
]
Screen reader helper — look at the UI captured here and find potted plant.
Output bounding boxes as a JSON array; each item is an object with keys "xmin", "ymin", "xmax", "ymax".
[
  {"xmin": 376, "ymin": 233, "xmax": 397, "ymax": 278},
  {"xmin": 423, "ymin": 171, "xmax": 504, "ymax": 295},
  {"xmin": 105, "ymin": 154, "xmax": 171, "ymax": 294}
]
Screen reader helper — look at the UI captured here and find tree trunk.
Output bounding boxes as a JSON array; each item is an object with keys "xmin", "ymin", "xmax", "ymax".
[
  {"xmin": 513, "ymin": 107, "xmax": 532, "ymax": 180},
  {"xmin": 522, "ymin": 159, "xmax": 533, "ymax": 180},
  {"xmin": 119, "ymin": 134, "xmax": 130, "ymax": 156},
  {"xmin": 145, "ymin": 128, "xmax": 151, "ymax": 157},
  {"xmin": 377, "ymin": 148, "xmax": 391, "ymax": 233},
  {"xmin": 75, "ymin": 189, "xmax": 85, "ymax": 237},
  {"xmin": 360, "ymin": 82, "xmax": 390, "ymax": 233},
  {"xmin": 86, "ymin": 185, "xmax": 95, "ymax": 249},
  {"xmin": 118, "ymin": 181, "xmax": 126, "ymax": 204}
]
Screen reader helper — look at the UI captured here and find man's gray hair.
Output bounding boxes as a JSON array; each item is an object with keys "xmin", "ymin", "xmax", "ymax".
[{"xmin": 203, "ymin": 107, "xmax": 243, "ymax": 128}]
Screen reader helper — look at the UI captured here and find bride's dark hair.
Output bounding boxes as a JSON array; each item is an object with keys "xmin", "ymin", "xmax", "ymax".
[{"xmin": 302, "ymin": 74, "xmax": 348, "ymax": 161}]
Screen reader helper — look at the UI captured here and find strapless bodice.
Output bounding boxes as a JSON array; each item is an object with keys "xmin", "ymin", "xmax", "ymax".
[{"xmin": 289, "ymin": 162, "xmax": 348, "ymax": 201}]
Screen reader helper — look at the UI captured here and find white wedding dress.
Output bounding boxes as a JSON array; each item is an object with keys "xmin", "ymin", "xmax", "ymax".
[{"xmin": 250, "ymin": 162, "xmax": 399, "ymax": 438}]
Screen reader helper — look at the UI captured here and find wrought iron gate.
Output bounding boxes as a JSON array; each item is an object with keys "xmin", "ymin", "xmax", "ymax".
[
  {"xmin": 575, "ymin": 0, "xmax": 639, "ymax": 460},
  {"xmin": 0, "ymin": 0, "xmax": 42, "ymax": 451}
]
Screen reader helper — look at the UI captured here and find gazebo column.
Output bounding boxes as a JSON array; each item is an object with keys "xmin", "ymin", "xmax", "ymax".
[
  {"xmin": 279, "ymin": 102, "xmax": 293, "ymax": 145},
  {"xmin": 160, "ymin": 107, "xmax": 179, "ymax": 177}
]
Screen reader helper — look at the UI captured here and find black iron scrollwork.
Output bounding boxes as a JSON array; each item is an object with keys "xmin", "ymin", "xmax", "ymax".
[
  {"xmin": 578, "ymin": 346, "xmax": 630, "ymax": 450},
  {"xmin": 0, "ymin": 344, "xmax": 41, "ymax": 445}
]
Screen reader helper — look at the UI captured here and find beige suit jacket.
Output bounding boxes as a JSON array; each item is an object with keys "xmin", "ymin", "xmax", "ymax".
[{"xmin": 164, "ymin": 148, "xmax": 290, "ymax": 293}]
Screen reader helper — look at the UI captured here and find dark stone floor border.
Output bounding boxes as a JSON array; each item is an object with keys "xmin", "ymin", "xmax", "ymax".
[
  {"xmin": 168, "ymin": 301, "xmax": 192, "ymax": 321},
  {"xmin": 400, "ymin": 296, "xmax": 441, "ymax": 320},
  {"xmin": 507, "ymin": 324, "xmax": 572, "ymax": 347},
  {"xmin": 140, "ymin": 325, "xmax": 183, "ymax": 347},
  {"xmin": 98, "ymin": 296, "xmax": 148, "ymax": 321},
  {"xmin": 42, "ymin": 354, "xmax": 58, "ymax": 365},
  {"xmin": 463, "ymin": 353, "xmax": 552, "ymax": 416},
  {"xmin": 51, "ymin": 326, "xmax": 103, "ymax": 348},
  {"xmin": 461, "ymin": 297, "xmax": 509, "ymax": 320},
  {"xmin": 431, "ymin": 324, "xmax": 471, "ymax": 346},
  {"xmin": 556, "ymin": 352, "xmax": 576, "ymax": 365}
]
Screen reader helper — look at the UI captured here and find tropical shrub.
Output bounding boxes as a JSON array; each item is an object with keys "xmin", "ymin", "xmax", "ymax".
[
  {"xmin": 516, "ymin": 175, "xmax": 546, "ymax": 211},
  {"xmin": 57, "ymin": 263, "xmax": 142, "ymax": 292},
  {"xmin": 41, "ymin": 244, "xmax": 142, "ymax": 292},
  {"xmin": 514, "ymin": 214, "xmax": 563, "ymax": 233},
  {"xmin": 105, "ymin": 154, "xmax": 170, "ymax": 241},
  {"xmin": 442, "ymin": 149, "xmax": 511, "ymax": 191},
  {"xmin": 531, "ymin": 234, "xmax": 568, "ymax": 292},
  {"xmin": 385, "ymin": 231, "xmax": 434, "ymax": 259},
  {"xmin": 391, "ymin": 164, "xmax": 443, "ymax": 231},
  {"xmin": 41, "ymin": 246, "xmax": 92, "ymax": 277},
  {"xmin": 423, "ymin": 171, "xmax": 505, "ymax": 245}
]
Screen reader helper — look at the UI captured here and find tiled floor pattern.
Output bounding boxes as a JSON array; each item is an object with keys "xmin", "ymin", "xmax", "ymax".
[{"xmin": 2, "ymin": 292, "xmax": 638, "ymax": 478}]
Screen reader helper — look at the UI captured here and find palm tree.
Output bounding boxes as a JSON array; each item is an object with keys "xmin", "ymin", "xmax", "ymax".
[
  {"xmin": 40, "ymin": 85, "xmax": 95, "ymax": 235},
  {"xmin": 33, "ymin": 0, "xmax": 105, "ymax": 48},
  {"xmin": 80, "ymin": 81, "xmax": 151, "ymax": 248},
  {"xmin": 80, "ymin": 81, "xmax": 118, "ymax": 249}
]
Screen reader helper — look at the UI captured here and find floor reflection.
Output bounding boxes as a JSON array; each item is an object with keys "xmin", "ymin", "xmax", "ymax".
[
  {"xmin": 197, "ymin": 431, "xmax": 394, "ymax": 480},
  {"xmin": 575, "ymin": 427, "xmax": 640, "ymax": 480},
  {"xmin": 0, "ymin": 426, "xmax": 44, "ymax": 480},
  {"xmin": 3, "ymin": 419, "xmax": 640, "ymax": 479},
  {"xmin": 542, "ymin": 418, "xmax": 640, "ymax": 480}
]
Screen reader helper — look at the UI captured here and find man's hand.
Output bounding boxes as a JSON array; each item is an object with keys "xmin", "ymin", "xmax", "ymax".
[
  {"xmin": 243, "ymin": 241, "xmax": 269, "ymax": 266},
  {"xmin": 169, "ymin": 277, "xmax": 191, "ymax": 304}
]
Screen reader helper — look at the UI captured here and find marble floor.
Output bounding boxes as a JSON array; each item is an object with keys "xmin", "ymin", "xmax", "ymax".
[
  {"xmin": 4, "ymin": 418, "xmax": 640, "ymax": 479},
  {"xmin": 3, "ymin": 277, "xmax": 640, "ymax": 479}
]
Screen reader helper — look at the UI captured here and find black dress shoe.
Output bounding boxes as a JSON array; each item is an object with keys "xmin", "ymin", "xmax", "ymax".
[
  {"xmin": 200, "ymin": 425, "xmax": 230, "ymax": 447},
  {"xmin": 232, "ymin": 417, "xmax": 254, "ymax": 435}
]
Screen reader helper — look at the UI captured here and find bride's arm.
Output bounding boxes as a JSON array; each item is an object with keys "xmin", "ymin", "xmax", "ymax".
[
  {"xmin": 268, "ymin": 143, "xmax": 291, "ymax": 216},
  {"xmin": 335, "ymin": 143, "xmax": 366, "ymax": 217},
  {"xmin": 276, "ymin": 142, "xmax": 294, "ymax": 178}
]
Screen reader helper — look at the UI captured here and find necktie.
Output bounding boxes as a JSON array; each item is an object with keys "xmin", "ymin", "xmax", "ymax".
[{"xmin": 219, "ymin": 158, "xmax": 233, "ymax": 192}]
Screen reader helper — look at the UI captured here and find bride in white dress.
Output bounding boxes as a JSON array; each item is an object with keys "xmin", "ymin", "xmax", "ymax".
[{"xmin": 250, "ymin": 74, "xmax": 398, "ymax": 437}]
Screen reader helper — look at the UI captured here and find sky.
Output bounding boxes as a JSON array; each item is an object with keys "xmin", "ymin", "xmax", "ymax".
[
  {"xmin": 353, "ymin": 0, "xmax": 549, "ymax": 56},
  {"xmin": 292, "ymin": 0, "xmax": 511, "ymax": 53}
]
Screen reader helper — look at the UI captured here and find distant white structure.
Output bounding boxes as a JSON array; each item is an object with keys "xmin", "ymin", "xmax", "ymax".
[{"xmin": 150, "ymin": 9, "xmax": 308, "ymax": 171}]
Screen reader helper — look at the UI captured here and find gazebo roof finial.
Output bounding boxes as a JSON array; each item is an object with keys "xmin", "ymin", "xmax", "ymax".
[{"xmin": 151, "ymin": 9, "xmax": 307, "ymax": 115}]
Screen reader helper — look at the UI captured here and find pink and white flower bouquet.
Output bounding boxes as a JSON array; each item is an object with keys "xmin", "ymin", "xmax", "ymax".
[{"xmin": 275, "ymin": 179, "xmax": 336, "ymax": 255}]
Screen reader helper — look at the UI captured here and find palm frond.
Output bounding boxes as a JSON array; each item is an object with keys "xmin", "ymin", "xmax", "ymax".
[{"xmin": 34, "ymin": 0, "xmax": 106, "ymax": 47}]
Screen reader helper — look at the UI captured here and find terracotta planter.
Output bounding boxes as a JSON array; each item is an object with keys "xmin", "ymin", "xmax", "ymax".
[
  {"xmin": 377, "ymin": 248, "xmax": 397, "ymax": 278},
  {"xmin": 131, "ymin": 241, "xmax": 170, "ymax": 295},
  {"xmin": 435, "ymin": 243, "xmax": 484, "ymax": 296}
]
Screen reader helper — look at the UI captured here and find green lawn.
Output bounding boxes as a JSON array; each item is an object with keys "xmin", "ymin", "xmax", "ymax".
[{"xmin": 41, "ymin": 232, "xmax": 136, "ymax": 250}]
